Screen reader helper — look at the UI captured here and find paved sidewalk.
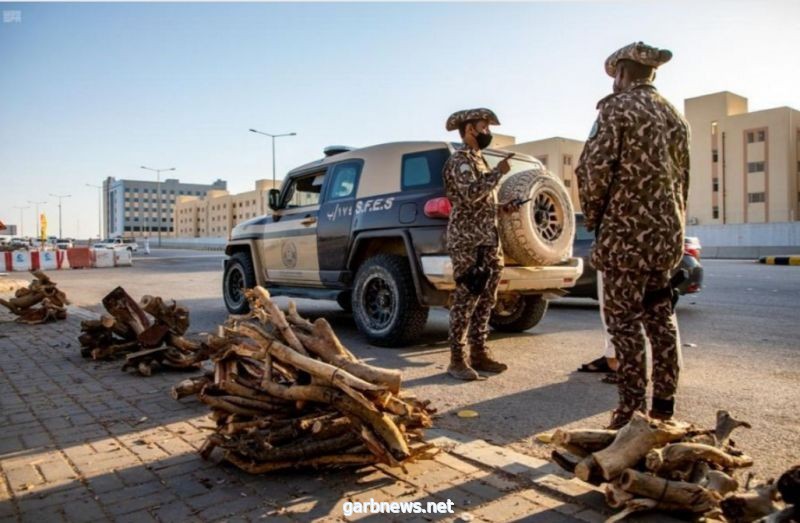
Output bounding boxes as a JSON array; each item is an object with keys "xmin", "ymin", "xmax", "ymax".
[{"xmin": 0, "ymin": 305, "xmax": 615, "ymax": 523}]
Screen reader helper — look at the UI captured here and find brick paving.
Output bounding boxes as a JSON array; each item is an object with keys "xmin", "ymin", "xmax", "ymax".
[{"xmin": 0, "ymin": 305, "xmax": 614, "ymax": 523}]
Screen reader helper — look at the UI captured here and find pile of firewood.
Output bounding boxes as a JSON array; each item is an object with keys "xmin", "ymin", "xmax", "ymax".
[
  {"xmin": 550, "ymin": 411, "xmax": 796, "ymax": 522},
  {"xmin": 0, "ymin": 271, "xmax": 68, "ymax": 324},
  {"xmin": 174, "ymin": 286, "xmax": 437, "ymax": 474},
  {"xmin": 78, "ymin": 286, "xmax": 209, "ymax": 376}
]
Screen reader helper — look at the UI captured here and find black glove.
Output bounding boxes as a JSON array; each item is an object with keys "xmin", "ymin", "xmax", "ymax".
[{"xmin": 455, "ymin": 247, "xmax": 491, "ymax": 296}]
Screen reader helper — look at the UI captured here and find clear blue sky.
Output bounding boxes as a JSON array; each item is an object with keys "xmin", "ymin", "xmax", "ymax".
[{"xmin": 1, "ymin": 1, "xmax": 799, "ymax": 238}]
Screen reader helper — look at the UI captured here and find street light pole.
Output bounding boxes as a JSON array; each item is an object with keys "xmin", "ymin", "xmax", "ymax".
[
  {"xmin": 140, "ymin": 166, "xmax": 176, "ymax": 248},
  {"xmin": 27, "ymin": 200, "xmax": 47, "ymax": 243},
  {"xmin": 249, "ymin": 129, "xmax": 297, "ymax": 188},
  {"xmin": 85, "ymin": 183, "xmax": 103, "ymax": 240},
  {"xmin": 13, "ymin": 206, "xmax": 29, "ymax": 237},
  {"xmin": 49, "ymin": 193, "xmax": 72, "ymax": 239}
]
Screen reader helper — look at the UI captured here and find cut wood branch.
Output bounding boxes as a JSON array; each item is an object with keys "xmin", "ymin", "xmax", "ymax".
[
  {"xmin": 715, "ymin": 410, "xmax": 752, "ymax": 447},
  {"xmin": 575, "ymin": 413, "xmax": 689, "ymax": 482}
]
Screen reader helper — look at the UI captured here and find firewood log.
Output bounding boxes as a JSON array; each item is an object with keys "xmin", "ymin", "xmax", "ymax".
[
  {"xmin": 140, "ymin": 295, "xmax": 190, "ymax": 335},
  {"xmin": 575, "ymin": 413, "xmax": 689, "ymax": 482},
  {"xmin": 715, "ymin": 410, "xmax": 751, "ymax": 447},
  {"xmin": 721, "ymin": 482, "xmax": 781, "ymax": 523},
  {"xmin": 224, "ymin": 452, "xmax": 377, "ymax": 474},
  {"xmin": 552, "ymin": 428, "xmax": 617, "ymax": 457},
  {"xmin": 646, "ymin": 442, "xmax": 754, "ymax": 476},
  {"xmin": 618, "ymin": 468, "xmax": 721, "ymax": 513},
  {"xmin": 258, "ymin": 381, "xmax": 410, "ymax": 463},
  {"xmin": 249, "ymin": 287, "xmax": 308, "ymax": 356},
  {"xmin": 295, "ymin": 325, "xmax": 401, "ymax": 393},
  {"xmin": 605, "ymin": 481, "xmax": 635, "ymax": 509},
  {"xmin": 172, "ymin": 374, "xmax": 213, "ymax": 400},
  {"xmin": 102, "ymin": 286, "xmax": 150, "ymax": 335},
  {"xmin": 236, "ymin": 323, "xmax": 387, "ymax": 395}
]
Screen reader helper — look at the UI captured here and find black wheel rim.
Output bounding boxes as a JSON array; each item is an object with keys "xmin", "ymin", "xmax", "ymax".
[
  {"xmin": 533, "ymin": 191, "xmax": 563, "ymax": 243},
  {"xmin": 361, "ymin": 275, "xmax": 395, "ymax": 330},
  {"xmin": 226, "ymin": 266, "xmax": 245, "ymax": 307},
  {"xmin": 494, "ymin": 294, "xmax": 523, "ymax": 318}
]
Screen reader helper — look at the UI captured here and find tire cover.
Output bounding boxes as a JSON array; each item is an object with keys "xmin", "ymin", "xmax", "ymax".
[{"xmin": 498, "ymin": 169, "xmax": 575, "ymax": 266}]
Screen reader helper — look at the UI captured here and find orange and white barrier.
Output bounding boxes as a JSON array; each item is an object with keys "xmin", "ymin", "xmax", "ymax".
[
  {"xmin": 92, "ymin": 249, "xmax": 115, "ymax": 268},
  {"xmin": 2, "ymin": 248, "xmax": 132, "ymax": 271}
]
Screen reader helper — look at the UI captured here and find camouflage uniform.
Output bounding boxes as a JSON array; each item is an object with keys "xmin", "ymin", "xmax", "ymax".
[
  {"xmin": 575, "ymin": 42, "xmax": 690, "ymax": 426},
  {"xmin": 443, "ymin": 108, "xmax": 507, "ymax": 380}
]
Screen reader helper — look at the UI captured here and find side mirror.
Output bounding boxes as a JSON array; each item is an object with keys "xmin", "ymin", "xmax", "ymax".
[{"xmin": 268, "ymin": 189, "xmax": 281, "ymax": 211}]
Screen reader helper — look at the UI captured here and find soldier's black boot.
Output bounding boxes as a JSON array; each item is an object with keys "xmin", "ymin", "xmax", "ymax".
[
  {"xmin": 470, "ymin": 346, "xmax": 508, "ymax": 374},
  {"xmin": 448, "ymin": 348, "xmax": 480, "ymax": 381},
  {"xmin": 649, "ymin": 397, "xmax": 675, "ymax": 421}
]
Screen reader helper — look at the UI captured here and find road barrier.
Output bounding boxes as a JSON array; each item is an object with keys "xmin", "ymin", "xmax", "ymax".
[
  {"xmin": 759, "ymin": 255, "xmax": 800, "ymax": 266},
  {"xmin": 2, "ymin": 248, "xmax": 133, "ymax": 271}
]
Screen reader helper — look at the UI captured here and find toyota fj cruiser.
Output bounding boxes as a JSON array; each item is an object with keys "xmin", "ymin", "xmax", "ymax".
[{"xmin": 223, "ymin": 141, "xmax": 583, "ymax": 346}]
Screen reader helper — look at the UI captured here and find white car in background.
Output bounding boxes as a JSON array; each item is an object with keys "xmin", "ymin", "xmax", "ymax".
[{"xmin": 93, "ymin": 238, "xmax": 139, "ymax": 252}]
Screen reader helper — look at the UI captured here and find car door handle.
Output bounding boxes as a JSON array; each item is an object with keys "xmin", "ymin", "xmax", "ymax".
[{"xmin": 301, "ymin": 216, "xmax": 317, "ymax": 226}]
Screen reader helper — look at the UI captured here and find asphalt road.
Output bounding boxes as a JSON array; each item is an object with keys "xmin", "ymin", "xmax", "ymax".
[{"xmin": 47, "ymin": 249, "xmax": 800, "ymax": 480}]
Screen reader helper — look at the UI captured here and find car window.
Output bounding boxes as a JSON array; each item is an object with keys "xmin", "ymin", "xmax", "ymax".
[
  {"xmin": 401, "ymin": 149, "xmax": 450, "ymax": 190},
  {"xmin": 284, "ymin": 173, "xmax": 325, "ymax": 208},
  {"xmin": 326, "ymin": 162, "xmax": 361, "ymax": 200}
]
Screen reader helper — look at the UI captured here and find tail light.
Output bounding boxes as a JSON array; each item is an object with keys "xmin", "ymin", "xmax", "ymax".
[
  {"xmin": 424, "ymin": 197, "xmax": 452, "ymax": 219},
  {"xmin": 685, "ymin": 247, "xmax": 701, "ymax": 260}
]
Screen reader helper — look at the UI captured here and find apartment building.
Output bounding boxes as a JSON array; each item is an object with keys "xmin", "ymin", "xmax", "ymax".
[
  {"xmin": 175, "ymin": 179, "xmax": 278, "ymax": 238},
  {"xmin": 102, "ymin": 177, "xmax": 226, "ymax": 237},
  {"xmin": 685, "ymin": 92, "xmax": 800, "ymax": 225}
]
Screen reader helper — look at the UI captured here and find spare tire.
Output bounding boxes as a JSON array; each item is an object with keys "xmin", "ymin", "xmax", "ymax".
[{"xmin": 498, "ymin": 169, "xmax": 575, "ymax": 266}]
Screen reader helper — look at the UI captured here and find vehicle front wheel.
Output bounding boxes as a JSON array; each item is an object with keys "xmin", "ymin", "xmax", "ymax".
[
  {"xmin": 223, "ymin": 252, "xmax": 256, "ymax": 314},
  {"xmin": 489, "ymin": 294, "xmax": 548, "ymax": 332},
  {"xmin": 352, "ymin": 254, "xmax": 429, "ymax": 347}
]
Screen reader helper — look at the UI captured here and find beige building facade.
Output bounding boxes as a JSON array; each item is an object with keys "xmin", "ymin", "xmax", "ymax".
[
  {"xmin": 503, "ymin": 137, "xmax": 585, "ymax": 212},
  {"xmin": 685, "ymin": 92, "xmax": 800, "ymax": 225},
  {"xmin": 175, "ymin": 180, "xmax": 278, "ymax": 238}
]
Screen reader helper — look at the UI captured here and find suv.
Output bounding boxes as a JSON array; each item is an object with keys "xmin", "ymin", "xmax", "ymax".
[{"xmin": 223, "ymin": 141, "xmax": 583, "ymax": 346}]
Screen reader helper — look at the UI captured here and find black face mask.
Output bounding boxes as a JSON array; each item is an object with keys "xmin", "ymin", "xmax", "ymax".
[{"xmin": 475, "ymin": 131, "xmax": 493, "ymax": 149}]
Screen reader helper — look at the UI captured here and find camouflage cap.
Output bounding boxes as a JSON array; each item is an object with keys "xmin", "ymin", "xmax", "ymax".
[
  {"xmin": 445, "ymin": 108, "xmax": 500, "ymax": 132},
  {"xmin": 605, "ymin": 41, "xmax": 673, "ymax": 77}
]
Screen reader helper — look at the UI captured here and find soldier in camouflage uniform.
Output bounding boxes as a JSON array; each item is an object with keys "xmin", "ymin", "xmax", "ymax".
[
  {"xmin": 575, "ymin": 42, "xmax": 690, "ymax": 428},
  {"xmin": 442, "ymin": 108, "xmax": 517, "ymax": 381}
]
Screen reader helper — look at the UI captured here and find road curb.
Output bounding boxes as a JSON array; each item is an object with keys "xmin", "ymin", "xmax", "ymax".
[{"xmin": 758, "ymin": 255, "xmax": 800, "ymax": 265}]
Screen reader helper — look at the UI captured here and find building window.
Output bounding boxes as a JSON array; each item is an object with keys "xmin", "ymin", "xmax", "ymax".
[
  {"xmin": 757, "ymin": 130, "xmax": 765, "ymax": 142},
  {"xmin": 747, "ymin": 132, "xmax": 754, "ymax": 143},
  {"xmin": 712, "ymin": 150, "xmax": 718, "ymax": 163},
  {"xmin": 712, "ymin": 179, "xmax": 719, "ymax": 192},
  {"xmin": 748, "ymin": 192, "xmax": 766, "ymax": 203},
  {"xmin": 563, "ymin": 155, "xmax": 571, "ymax": 166},
  {"xmin": 747, "ymin": 161, "xmax": 766, "ymax": 173},
  {"xmin": 712, "ymin": 206, "xmax": 719, "ymax": 219},
  {"xmin": 563, "ymin": 179, "xmax": 571, "ymax": 187},
  {"xmin": 536, "ymin": 156, "xmax": 548, "ymax": 167}
]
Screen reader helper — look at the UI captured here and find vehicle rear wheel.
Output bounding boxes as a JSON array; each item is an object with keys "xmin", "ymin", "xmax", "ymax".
[
  {"xmin": 498, "ymin": 170, "xmax": 575, "ymax": 266},
  {"xmin": 489, "ymin": 294, "xmax": 548, "ymax": 332},
  {"xmin": 352, "ymin": 254, "xmax": 429, "ymax": 347},
  {"xmin": 223, "ymin": 252, "xmax": 256, "ymax": 314}
]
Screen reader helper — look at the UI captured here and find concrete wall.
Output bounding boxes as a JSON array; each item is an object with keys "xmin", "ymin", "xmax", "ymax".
[{"xmin": 687, "ymin": 221, "xmax": 800, "ymax": 258}]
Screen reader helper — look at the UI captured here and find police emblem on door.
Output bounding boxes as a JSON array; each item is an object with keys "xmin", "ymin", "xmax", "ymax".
[{"xmin": 281, "ymin": 241, "xmax": 298, "ymax": 268}]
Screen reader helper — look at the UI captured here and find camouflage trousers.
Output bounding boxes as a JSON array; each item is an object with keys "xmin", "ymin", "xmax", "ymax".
[
  {"xmin": 602, "ymin": 267, "xmax": 681, "ymax": 418},
  {"xmin": 449, "ymin": 244, "xmax": 503, "ymax": 359}
]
